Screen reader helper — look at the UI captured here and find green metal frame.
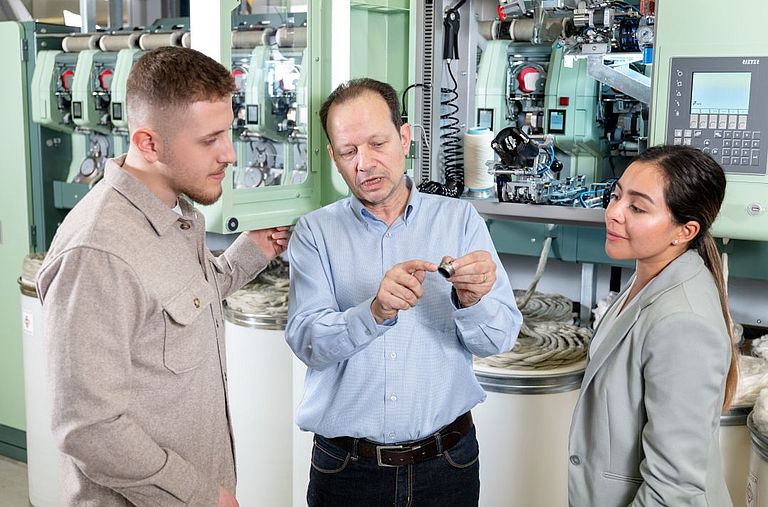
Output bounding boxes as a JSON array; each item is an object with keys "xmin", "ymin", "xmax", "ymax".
[{"xmin": 0, "ymin": 21, "xmax": 31, "ymax": 437}]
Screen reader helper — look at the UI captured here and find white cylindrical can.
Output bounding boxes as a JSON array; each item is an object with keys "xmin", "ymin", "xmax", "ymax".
[
  {"xmin": 20, "ymin": 253, "xmax": 59, "ymax": 507},
  {"xmin": 473, "ymin": 361, "xmax": 585, "ymax": 507}
]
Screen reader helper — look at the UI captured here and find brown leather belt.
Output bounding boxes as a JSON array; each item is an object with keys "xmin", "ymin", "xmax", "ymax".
[{"xmin": 325, "ymin": 412, "xmax": 473, "ymax": 467}]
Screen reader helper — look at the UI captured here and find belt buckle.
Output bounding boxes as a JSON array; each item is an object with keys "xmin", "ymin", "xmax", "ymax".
[{"xmin": 375, "ymin": 445, "xmax": 404, "ymax": 467}]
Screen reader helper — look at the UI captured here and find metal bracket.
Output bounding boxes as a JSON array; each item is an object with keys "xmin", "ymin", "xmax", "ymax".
[{"xmin": 585, "ymin": 53, "xmax": 651, "ymax": 104}]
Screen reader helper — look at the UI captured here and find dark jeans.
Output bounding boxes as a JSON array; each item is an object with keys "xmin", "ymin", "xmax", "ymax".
[{"xmin": 307, "ymin": 426, "xmax": 480, "ymax": 507}]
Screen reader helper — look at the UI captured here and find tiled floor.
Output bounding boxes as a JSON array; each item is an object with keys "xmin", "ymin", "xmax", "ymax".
[{"xmin": 0, "ymin": 455, "xmax": 29, "ymax": 506}]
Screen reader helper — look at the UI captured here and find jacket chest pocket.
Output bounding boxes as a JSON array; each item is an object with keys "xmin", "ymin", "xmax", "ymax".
[{"xmin": 162, "ymin": 276, "xmax": 218, "ymax": 374}]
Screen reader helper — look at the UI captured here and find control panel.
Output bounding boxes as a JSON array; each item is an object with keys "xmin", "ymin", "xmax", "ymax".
[{"xmin": 666, "ymin": 56, "xmax": 768, "ymax": 175}]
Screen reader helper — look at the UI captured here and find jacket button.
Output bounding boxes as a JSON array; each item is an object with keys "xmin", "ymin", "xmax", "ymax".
[
  {"xmin": 180, "ymin": 222, "xmax": 190, "ymax": 230},
  {"xmin": 193, "ymin": 298, "xmax": 201, "ymax": 308},
  {"xmin": 569, "ymin": 455, "xmax": 581, "ymax": 465}
]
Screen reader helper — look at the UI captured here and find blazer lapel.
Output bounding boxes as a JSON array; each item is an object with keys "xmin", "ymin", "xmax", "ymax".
[{"xmin": 579, "ymin": 250, "xmax": 706, "ymax": 392}]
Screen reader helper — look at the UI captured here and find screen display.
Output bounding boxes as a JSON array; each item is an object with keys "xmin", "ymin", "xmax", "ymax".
[
  {"xmin": 690, "ymin": 72, "xmax": 751, "ymax": 115},
  {"xmin": 548, "ymin": 110, "xmax": 566, "ymax": 134}
]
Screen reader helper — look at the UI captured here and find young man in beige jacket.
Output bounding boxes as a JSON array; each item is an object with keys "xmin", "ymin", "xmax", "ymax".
[{"xmin": 37, "ymin": 47, "xmax": 289, "ymax": 507}]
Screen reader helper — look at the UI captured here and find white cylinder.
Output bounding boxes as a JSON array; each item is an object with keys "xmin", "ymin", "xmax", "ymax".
[
  {"xmin": 748, "ymin": 414, "xmax": 768, "ymax": 506},
  {"xmin": 721, "ymin": 408, "xmax": 750, "ymax": 506},
  {"xmin": 139, "ymin": 32, "xmax": 183, "ymax": 50},
  {"xmin": 98, "ymin": 33, "xmax": 141, "ymax": 52},
  {"xmin": 20, "ymin": 292, "xmax": 59, "ymax": 507},
  {"xmin": 463, "ymin": 127, "xmax": 495, "ymax": 194},
  {"xmin": 224, "ymin": 315, "xmax": 293, "ymax": 507},
  {"xmin": 473, "ymin": 362, "xmax": 584, "ymax": 507},
  {"xmin": 292, "ymin": 356, "xmax": 313, "ymax": 507}
]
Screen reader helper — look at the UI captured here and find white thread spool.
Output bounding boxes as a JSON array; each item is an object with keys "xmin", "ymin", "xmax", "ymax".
[{"xmin": 463, "ymin": 127, "xmax": 495, "ymax": 197}]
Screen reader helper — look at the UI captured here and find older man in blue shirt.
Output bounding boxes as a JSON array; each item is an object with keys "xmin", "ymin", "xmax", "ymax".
[{"xmin": 286, "ymin": 78, "xmax": 522, "ymax": 506}]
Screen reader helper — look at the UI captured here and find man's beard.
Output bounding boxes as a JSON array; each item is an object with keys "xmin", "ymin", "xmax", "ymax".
[{"xmin": 183, "ymin": 185, "xmax": 223, "ymax": 206}]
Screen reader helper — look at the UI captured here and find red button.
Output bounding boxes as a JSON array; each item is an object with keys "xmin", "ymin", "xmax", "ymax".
[{"xmin": 559, "ymin": 96, "xmax": 570, "ymax": 106}]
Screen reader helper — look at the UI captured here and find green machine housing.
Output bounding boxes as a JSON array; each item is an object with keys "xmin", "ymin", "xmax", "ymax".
[{"xmin": 650, "ymin": 0, "xmax": 768, "ymax": 242}]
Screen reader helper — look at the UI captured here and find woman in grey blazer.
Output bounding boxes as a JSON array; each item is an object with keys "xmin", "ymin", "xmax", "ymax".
[{"xmin": 568, "ymin": 145, "xmax": 738, "ymax": 507}]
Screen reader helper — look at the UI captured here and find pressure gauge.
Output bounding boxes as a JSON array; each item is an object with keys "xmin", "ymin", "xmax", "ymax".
[
  {"xmin": 79, "ymin": 157, "xmax": 97, "ymax": 177},
  {"xmin": 635, "ymin": 25, "xmax": 654, "ymax": 47},
  {"xmin": 242, "ymin": 165, "xmax": 264, "ymax": 188}
]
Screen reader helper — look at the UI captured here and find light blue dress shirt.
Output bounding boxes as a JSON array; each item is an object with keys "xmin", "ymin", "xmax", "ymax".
[{"xmin": 286, "ymin": 177, "xmax": 522, "ymax": 443}]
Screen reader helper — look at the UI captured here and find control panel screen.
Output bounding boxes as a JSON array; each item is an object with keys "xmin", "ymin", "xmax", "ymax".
[{"xmin": 690, "ymin": 72, "xmax": 751, "ymax": 114}]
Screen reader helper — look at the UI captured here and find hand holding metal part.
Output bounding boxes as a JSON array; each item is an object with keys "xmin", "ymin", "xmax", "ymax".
[{"xmin": 438, "ymin": 251, "xmax": 496, "ymax": 308}]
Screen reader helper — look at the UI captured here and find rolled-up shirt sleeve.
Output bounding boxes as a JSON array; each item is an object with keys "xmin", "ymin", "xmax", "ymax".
[{"xmin": 37, "ymin": 247, "xmax": 218, "ymax": 506}]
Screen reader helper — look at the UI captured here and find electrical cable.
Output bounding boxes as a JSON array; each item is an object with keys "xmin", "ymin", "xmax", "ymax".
[
  {"xmin": 400, "ymin": 83, "xmax": 427, "ymax": 121},
  {"xmin": 418, "ymin": 60, "xmax": 464, "ymax": 197}
]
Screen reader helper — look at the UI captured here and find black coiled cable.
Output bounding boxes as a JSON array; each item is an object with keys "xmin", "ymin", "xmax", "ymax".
[{"xmin": 418, "ymin": 61, "xmax": 464, "ymax": 198}]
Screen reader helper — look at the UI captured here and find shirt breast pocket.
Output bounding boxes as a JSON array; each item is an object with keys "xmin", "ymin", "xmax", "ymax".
[{"xmin": 162, "ymin": 276, "xmax": 217, "ymax": 374}]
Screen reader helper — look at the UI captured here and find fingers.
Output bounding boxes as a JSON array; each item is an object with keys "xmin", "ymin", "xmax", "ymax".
[
  {"xmin": 270, "ymin": 228, "xmax": 291, "ymax": 246},
  {"xmin": 400, "ymin": 258, "xmax": 439, "ymax": 274},
  {"xmin": 445, "ymin": 250, "xmax": 495, "ymax": 285},
  {"xmin": 372, "ymin": 259, "xmax": 437, "ymax": 322}
]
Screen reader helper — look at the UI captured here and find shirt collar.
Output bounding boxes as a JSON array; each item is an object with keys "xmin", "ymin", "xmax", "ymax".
[
  {"xmin": 349, "ymin": 175, "xmax": 421, "ymax": 226},
  {"xmin": 104, "ymin": 154, "xmax": 193, "ymax": 236}
]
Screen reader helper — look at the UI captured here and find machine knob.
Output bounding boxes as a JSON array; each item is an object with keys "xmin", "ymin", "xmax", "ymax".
[
  {"xmin": 517, "ymin": 66, "xmax": 541, "ymax": 94},
  {"xmin": 60, "ymin": 69, "xmax": 75, "ymax": 91},
  {"xmin": 98, "ymin": 69, "xmax": 113, "ymax": 91},
  {"xmin": 231, "ymin": 67, "xmax": 247, "ymax": 91}
]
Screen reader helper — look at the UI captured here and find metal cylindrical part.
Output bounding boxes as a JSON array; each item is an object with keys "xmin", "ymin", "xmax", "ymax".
[
  {"xmin": 438, "ymin": 260, "xmax": 455, "ymax": 279},
  {"xmin": 62, "ymin": 34, "xmax": 102, "ymax": 52},
  {"xmin": 275, "ymin": 26, "xmax": 307, "ymax": 48},
  {"xmin": 98, "ymin": 33, "xmax": 141, "ymax": 51},
  {"xmin": 139, "ymin": 31, "xmax": 183, "ymax": 50},
  {"xmin": 181, "ymin": 32, "xmax": 191, "ymax": 48},
  {"xmin": 232, "ymin": 29, "xmax": 269, "ymax": 49}
]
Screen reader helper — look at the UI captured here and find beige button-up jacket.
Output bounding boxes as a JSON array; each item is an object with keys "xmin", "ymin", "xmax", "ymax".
[{"xmin": 36, "ymin": 156, "xmax": 269, "ymax": 506}]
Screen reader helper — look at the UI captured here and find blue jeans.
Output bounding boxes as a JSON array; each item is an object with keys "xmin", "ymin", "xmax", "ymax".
[{"xmin": 307, "ymin": 426, "xmax": 480, "ymax": 507}]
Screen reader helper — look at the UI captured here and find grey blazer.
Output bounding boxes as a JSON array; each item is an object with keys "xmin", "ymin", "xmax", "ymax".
[{"xmin": 568, "ymin": 250, "xmax": 733, "ymax": 507}]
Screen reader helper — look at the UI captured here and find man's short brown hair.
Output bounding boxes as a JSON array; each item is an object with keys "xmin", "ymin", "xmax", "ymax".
[
  {"xmin": 126, "ymin": 47, "xmax": 235, "ymax": 131},
  {"xmin": 319, "ymin": 78, "xmax": 403, "ymax": 141}
]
